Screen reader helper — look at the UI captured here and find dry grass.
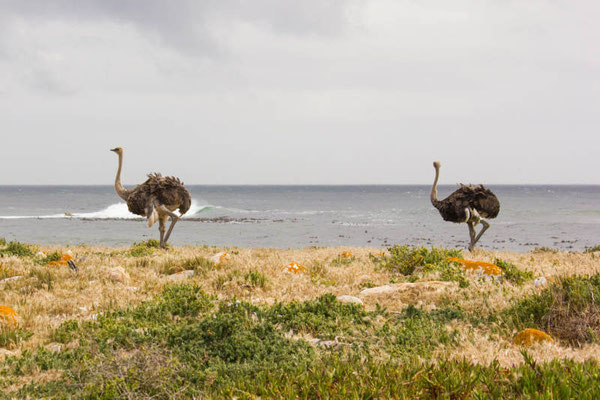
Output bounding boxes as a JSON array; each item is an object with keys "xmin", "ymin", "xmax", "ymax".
[{"xmin": 1, "ymin": 244, "xmax": 600, "ymax": 371}]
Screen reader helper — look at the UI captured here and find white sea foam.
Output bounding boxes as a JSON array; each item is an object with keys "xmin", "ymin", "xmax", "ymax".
[{"xmin": 0, "ymin": 199, "xmax": 211, "ymax": 220}]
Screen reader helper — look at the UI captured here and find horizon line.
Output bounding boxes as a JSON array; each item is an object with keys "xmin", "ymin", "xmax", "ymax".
[{"xmin": 1, "ymin": 183, "xmax": 599, "ymax": 187}]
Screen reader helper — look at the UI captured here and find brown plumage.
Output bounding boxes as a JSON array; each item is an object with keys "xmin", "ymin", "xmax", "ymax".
[
  {"xmin": 430, "ymin": 161, "xmax": 500, "ymax": 251},
  {"xmin": 127, "ymin": 173, "xmax": 191, "ymax": 217},
  {"xmin": 111, "ymin": 147, "xmax": 191, "ymax": 249}
]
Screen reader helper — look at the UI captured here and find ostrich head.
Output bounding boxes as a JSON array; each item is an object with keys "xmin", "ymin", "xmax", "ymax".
[
  {"xmin": 110, "ymin": 147, "xmax": 123, "ymax": 155},
  {"xmin": 433, "ymin": 161, "xmax": 441, "ymax": 170}
]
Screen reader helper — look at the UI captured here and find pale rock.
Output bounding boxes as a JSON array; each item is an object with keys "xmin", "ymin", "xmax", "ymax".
[
  {"xmin": 0, "ymin": 349, "xmax": 15, "ymax": 358},
  {"xmin": 45, "ymin": 343, "xmax": 63, "ymax": 352},
  {"xmin": 337, "ymin": 295, "xmax": 364, "ymax": 305},
  {"xmin": 308, "ymin": 338, "xmax": 343, "ymax": 349},
  {"xmin": 360, "ymin": 281, "xmax": 456, "ymax": 296},
  {"xmin": 359, "ymin": 281, "xmax": 457, "ymax": 306},
  {"xmin": 107, "ymin": 266, "xmax": 130, "ymax": 283},
  {"xmin": 167, "ymin": 270, "xmax": 195, "ymax": 281},
  {"xmin": 0, "ymin": 275, "xmax": 23, "ymax": 284},
  {"xmin": 211, "ymin": 252, "xmax": 231, "ymax": 265},
  {"xmin": 534, "ymin": 277, "xmax": 548, "ymax": 287},
  {"xmin": 87, "ymin": 312, "xmax": 103, "ymax": 321}
]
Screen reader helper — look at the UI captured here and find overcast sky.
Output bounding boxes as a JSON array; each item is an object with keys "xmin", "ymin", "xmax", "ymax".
[{"xmin": 0, "ymin": 0, "xmax": 598, "ymax": 185}]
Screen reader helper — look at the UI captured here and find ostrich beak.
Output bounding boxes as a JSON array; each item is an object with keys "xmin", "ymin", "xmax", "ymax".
[{"xmin": 110, "ymin": 148, "xmax": 117, "ymax": 152}]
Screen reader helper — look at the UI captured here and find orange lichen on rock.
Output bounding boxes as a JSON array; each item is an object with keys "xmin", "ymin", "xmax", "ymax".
[
  {"xmin": 341, "ymin": 251, "xmax": 353, "ymax": 258},
  {"xmin": 448, "ymin": 257, "xmax": 503, "ymax": 276},
  {"xmin": 0, "ymin": 305, "xmax": 18, "ymax": 326},
  {"xmin": 47, "ymin": 253, "xmax": 74, "ymax": 267},
  {"xmin": 211, "ymin": 252, "xmax": 231, "ymax": 267},
  {"xmin": 282, "ymin": 262, "xmax": 307, "ymax": 274},
  {"xmin": 514, "ymin": 329, "xmax": 553, "ymax": 346}
]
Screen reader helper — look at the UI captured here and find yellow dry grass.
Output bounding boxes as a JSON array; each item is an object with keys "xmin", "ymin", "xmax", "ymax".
[{"xmin": 0, "ymin": 245, "xmax": 599, "ymax": 368}]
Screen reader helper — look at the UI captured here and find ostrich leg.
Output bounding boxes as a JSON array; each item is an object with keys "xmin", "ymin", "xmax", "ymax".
[
  {"xmin": 470, "ymin": 220, "xmax": 490, "ymax": 250},
  {"xmin": 157, "ymin": 205, "xmax": 180, "ymax": 248},
  {"xmin": 158, "ymin": 218, "xmax": 166, "ymax": 248},
  {"xmin": 467, "ymin": 221, "xmax": 476, "ymax": 251}
]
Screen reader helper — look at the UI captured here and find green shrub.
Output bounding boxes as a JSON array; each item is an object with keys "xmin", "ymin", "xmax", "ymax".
[
  {"xmin": 505, "ymin": 274, "xmax": 600, "ymax": 344},
  {"xmin": 0, "ymin": 241, "xmax": 33, "ymax": 257},
  {"xmin": 533, "ymin": 247, "xmax": 559, "ymax": 253},
  {"xmin": 51, "ymin": 320, "xmax": 80, "ymax": 344},
  {"xmin": 330, "ymin": 255, "xmax": 354, "ymax": 267},
  {"xmin": 244, "ymin": 270, "xmax": 267, "ymax": 289},
  {"xmin": 495, "ymin": 258, "xmax": 533, "ymax": 285},
  {"xmin": 182, "ymin": 256, "xmax": 214, "ymax": 273},
  {"xmin": 0, "ymin": 327, "xmax": 32, "ymax": 349},
  {"xmin": 140, "ymin": 239, "xmax": 161, "ymax": 248},
  {"xmin": 585, "ymin": 245, "xmax": 600, "ymax": 253},
  {"xmin": 0, "ymin": 264, "xmax": 20, "ymax": 281},
  {"xmin": 378, "ymin": 245, "xmax": 462, "ymax": 275},
  {"xmin": 158, "ymin": 255, "xmax": 213, "ymax": 275},
  {"xmin": 34, "ymin": 251, "xmax": 61, "ymax": 266},
  {"xmin": 375, "ymin": 245, "xmax": 468, "ymax": 287},
  {"xmin": 0, "ymin": 237, "xmax": 6, "ymax": 246},
  {"xmin": 129, "ymin": 239, "xmax": 161, "ymax": 256},
  {"xmin": 27, "ymin": 268, "xmax": 54, "ymax": 291}
]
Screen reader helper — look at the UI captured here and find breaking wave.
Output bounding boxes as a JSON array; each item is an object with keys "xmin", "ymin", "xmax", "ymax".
[{"xmin": 0, "ymin": 200, "xmax": 213, "ymax": 220}]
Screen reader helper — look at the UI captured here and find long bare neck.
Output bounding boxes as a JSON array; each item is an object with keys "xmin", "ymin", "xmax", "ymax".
[
  {"xmin": 114, "ymin": 153, "xmax": 131, "ymax": 201},
  {"xmin": 431, "ymin": 165, "xmax": 442, "ymax": 209}
]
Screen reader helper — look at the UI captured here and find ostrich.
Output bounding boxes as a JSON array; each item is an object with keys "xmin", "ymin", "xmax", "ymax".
[
  {"xmin": 430, "ymin": 161, "xmax": 500, "ymax": 251},
  {"xmin": 110, "ymin": 147, "xmax": 191, "ymax": 249}
]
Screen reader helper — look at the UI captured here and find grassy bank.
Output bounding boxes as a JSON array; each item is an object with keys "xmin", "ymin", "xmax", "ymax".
[{"xmin": 1, "ymin": 241, "xmax": 600, "ymax": 398}]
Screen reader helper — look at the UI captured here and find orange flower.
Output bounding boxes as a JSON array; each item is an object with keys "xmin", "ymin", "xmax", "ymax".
[
  {"xmin": 0, "ymin": 305, "xmax": 18, "ymax": 326},
  {"xmin": 514, "ymin": 329, "xmax": 553, "ymax": 346},
  {"xmin": 341, "ymin": 251, "xmax": 353, "ymax": 258},
  {"xmin": 282, "ymin": 262, "xmax": 306, "ymax": 274},
  {"xmin": 447, "ymin": 257, "xmax": 503, "ymax": 276}
]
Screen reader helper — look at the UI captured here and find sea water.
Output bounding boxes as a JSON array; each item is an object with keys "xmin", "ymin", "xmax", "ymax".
[{"xmin": 0, "ymin": 185, "xmax": 598, "ymax": 252}]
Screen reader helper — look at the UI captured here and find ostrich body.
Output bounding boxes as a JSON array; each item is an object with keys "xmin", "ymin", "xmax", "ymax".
[
  {"xmin": 430, "ymin": 161, "xmax": 500, "ymax": 251},
  {"xmin": 111, "ymin": 147, "xmax": 191, "ymax": 249}
]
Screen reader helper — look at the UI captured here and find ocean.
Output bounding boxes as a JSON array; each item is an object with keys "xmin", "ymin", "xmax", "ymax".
[{"xmin": 0, "ymin": 185, "xmax": 598, "ymax": 252}]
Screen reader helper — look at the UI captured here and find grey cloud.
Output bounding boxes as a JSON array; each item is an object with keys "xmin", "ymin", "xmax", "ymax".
[{"xmin": 0, "ymin": 0, "xmax": 359, "ymax": 54}]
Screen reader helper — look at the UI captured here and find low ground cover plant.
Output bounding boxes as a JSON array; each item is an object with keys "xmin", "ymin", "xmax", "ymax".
[
  {"xmin": 2, "ymin": 244, "xmax": 600, "ymax": 398},
  {"xmin": 3, "ymin": 283, "xmax": 600, "ymax": 398}
]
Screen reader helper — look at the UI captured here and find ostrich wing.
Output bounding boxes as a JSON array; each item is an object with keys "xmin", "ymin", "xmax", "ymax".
[
  {"xmin": 147, "ymin": 175, "xmax": 191, "ymax": 215},
  {"xmin": 453, "ymin": 185, "xmax": 500, "ymax": 219}
]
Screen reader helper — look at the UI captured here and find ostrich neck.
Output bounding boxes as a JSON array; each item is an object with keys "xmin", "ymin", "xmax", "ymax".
[
  {"xmin": 114, "ymin": 153, "xmax": 131, "ymax": 201},
  {"xmin": 430, "ymin": 166, "xmax": 442, "ymax": 209}
]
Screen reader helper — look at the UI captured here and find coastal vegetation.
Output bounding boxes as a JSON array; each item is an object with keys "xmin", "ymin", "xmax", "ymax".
[{"xmin": 1, "ymin": 242, "xmax": 600, "ymax": 398}]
